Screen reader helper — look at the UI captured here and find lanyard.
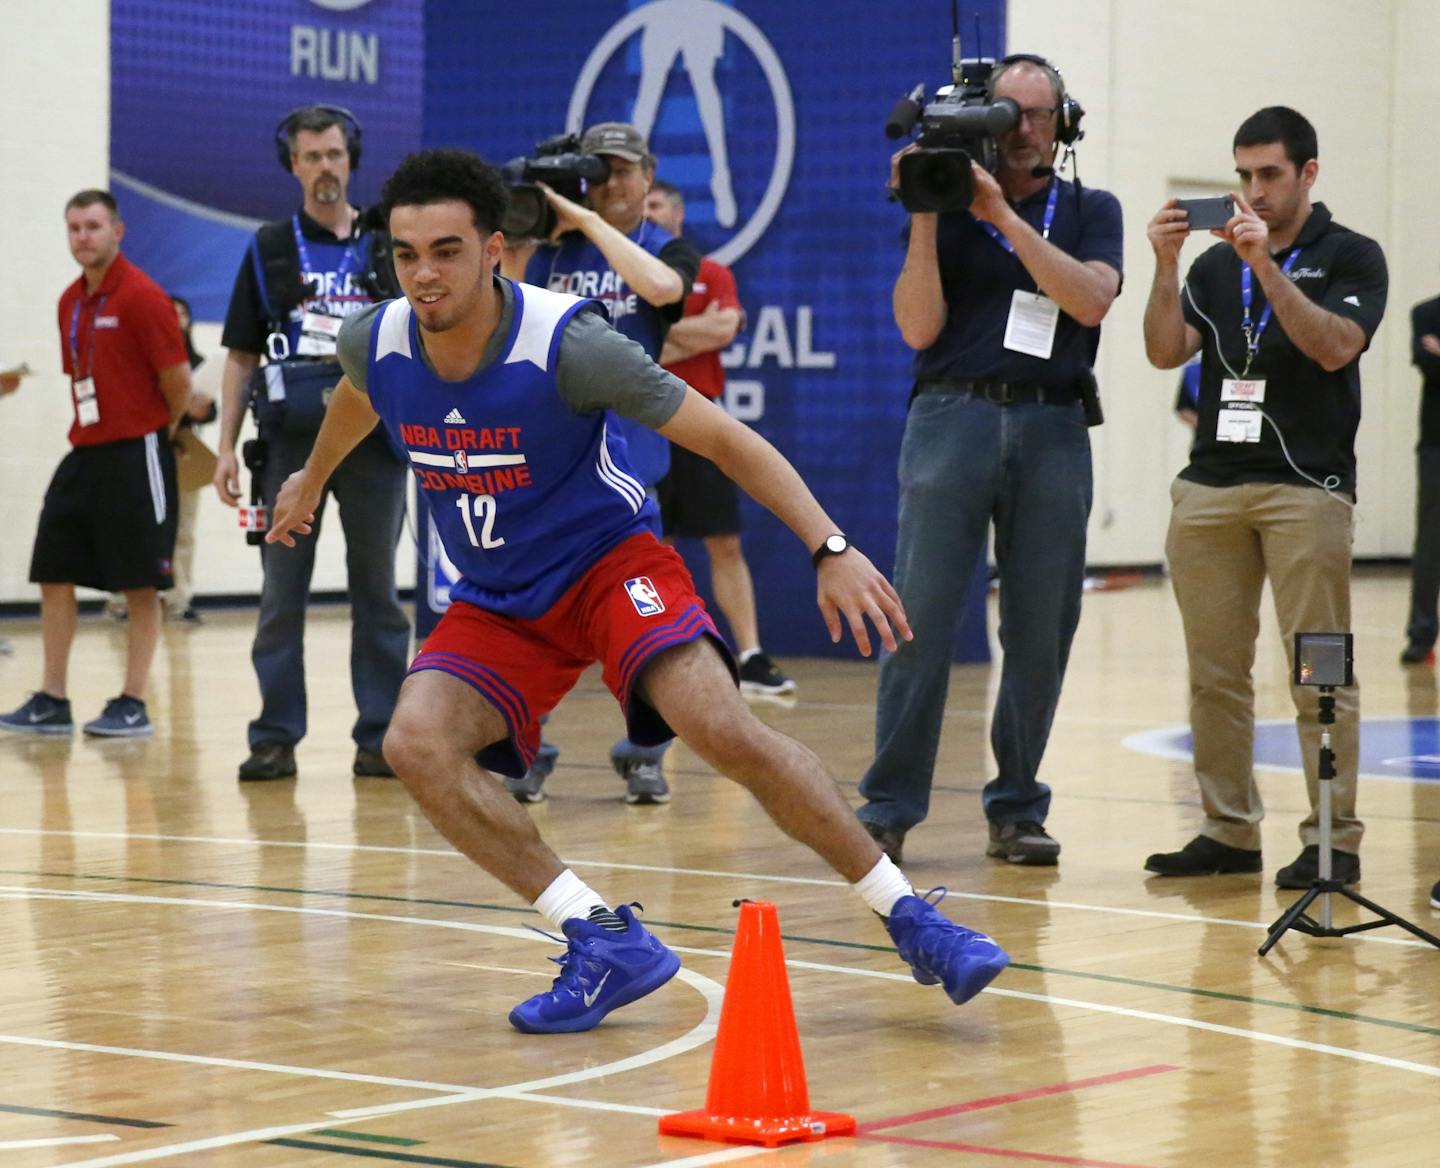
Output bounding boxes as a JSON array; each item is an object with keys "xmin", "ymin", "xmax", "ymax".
[
  {"xmin": 291, "ymin": 214, "xmax": 366, "ymax": 309},
  {"xmin": 1240, "ymin": 247, "xmax": 1301, "ymax": 374},
  {"xmin": 68, "ymin": 293, "xmax": 107, "ymax": 381},
  {"xmin": 980, "ymin": 177, "xmax": 1059, "ymax": 256}
]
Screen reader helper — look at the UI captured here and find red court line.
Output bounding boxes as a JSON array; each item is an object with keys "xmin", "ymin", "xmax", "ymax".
[
  {"xmin": 857, "ymin": 1063, "xmax": 1181, "ymax": 1133},
  {"xmin": 856, "ymin": 1131, "xmax": 1160, "ymax": 1168}
]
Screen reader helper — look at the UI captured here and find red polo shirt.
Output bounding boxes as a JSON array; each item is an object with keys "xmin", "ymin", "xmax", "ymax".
[
  {"xmin": 57, "ymin": 252, "xmax": 186, "ymax": 447},
  {"xmin": 662, "ymin": 256, "xmax": 742, "ymax": 400}
]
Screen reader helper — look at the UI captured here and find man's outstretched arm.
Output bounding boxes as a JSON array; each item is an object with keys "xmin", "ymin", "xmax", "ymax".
[
  {"xmin": 267, "ymin": 376, "xmax": 380, "ymax": 545},
  {"xmin": 658, "ymin": 390, "xmax": 911, "ymax": 657}
]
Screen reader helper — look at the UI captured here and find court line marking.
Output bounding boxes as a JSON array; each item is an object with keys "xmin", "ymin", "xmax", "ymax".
[
  {"xmin": 0, "ymin": 1135, "xmax": 119, "ymax": 1150},
  {"xmin": 856, "ymin": 1064, "xmax": 1181, "ymax": 1132},
  {"xmin": 3, "ymin": 838, "xmax": 1433, "ymax": 951},
  {"xmin": 856, "ymin": 1131, "xmax": 1158, "ymax": 1168}
]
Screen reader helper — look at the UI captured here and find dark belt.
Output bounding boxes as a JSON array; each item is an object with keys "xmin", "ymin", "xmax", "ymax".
[{"xmin": 913, "ymin": 378, "xmax": 1077, "ymax": 406}]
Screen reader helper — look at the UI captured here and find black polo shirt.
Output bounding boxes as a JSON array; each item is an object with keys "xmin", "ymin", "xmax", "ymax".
[
  {"xmin": 1179, "ymin": 202, "xmax": 1387, "ymax": 496},
  {"xmin": 908, "ymin": 177, "xmax": 1124, "ymax": 388},
  {"xmin": 1412, "ymin": 295, "xmax": 1440, "ymax": 449}
]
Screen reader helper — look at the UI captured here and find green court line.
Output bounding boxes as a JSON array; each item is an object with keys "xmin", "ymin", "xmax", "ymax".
[
  {"xmin": 265, "ymin": 1138, "xmax": 508, "ymax": 1167},
  {"xmin": 313, "ymin": 1129, "xmax": 425, "ymax": 1147},
  {"xmin": 11, "ymin": 867, "xmax": 1439, "ymax": 1039},
  {"xmin": 0, "ymin": 1101, "xmax": 173, "ymax": 1128}
]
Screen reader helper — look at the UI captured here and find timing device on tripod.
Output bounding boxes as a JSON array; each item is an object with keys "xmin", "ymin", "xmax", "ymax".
[{"xmin": 1258, "ymin": 632, "xmax": 1440, "ymax": 955}]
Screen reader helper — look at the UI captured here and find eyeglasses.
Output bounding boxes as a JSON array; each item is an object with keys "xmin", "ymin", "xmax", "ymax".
[{"xmin": 1018, "ymin": 106, "xmax": 1058, "ymax": 127}]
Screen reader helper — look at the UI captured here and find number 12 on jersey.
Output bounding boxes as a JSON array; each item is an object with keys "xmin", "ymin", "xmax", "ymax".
[{"xmin": 456, "ymin": 494, "xmax": 505, "ymax": 549}]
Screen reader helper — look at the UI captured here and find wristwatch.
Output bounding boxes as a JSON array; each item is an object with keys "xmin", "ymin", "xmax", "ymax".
[{"xmin": 811, "ymin": 533, "xmax": 850, "ymax": 568}]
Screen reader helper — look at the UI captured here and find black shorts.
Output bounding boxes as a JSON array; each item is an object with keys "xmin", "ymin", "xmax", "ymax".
[
  {"xmin": 657, "ymin": 441, "xmax": 742, "ymax": 539},
  {"xmin": 30, "ymin": 431, "xmax": 179, "ymax": 592}
]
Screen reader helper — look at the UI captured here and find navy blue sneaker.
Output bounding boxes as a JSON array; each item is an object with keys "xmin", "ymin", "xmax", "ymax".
[
  {"xmin": 508, "ymin": 903, "xmax": 680, "ymax": 1034},
  {"xmin": 83, "ymin": 695, "xmax": 152, "ymax": 738},
  {"xmin": 0, "ymin": 692, "xmax": 73, "ymax": 736},
  {"xmin": 885, "ymin": 888, "xmax": 1010, "ymax": 1005}
]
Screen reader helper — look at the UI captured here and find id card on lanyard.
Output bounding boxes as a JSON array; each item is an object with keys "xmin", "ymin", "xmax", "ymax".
[
  {"xmin": 1217, "ymin": 247, "xmax": 1300, "ymax": 443},
  {"xmin": 69, "ymin": 294, "xmax": 106, "ymax": 427},
  {"xmin": 280, "ymin": 214, "xmax": 365, "ymax": 358},
  {"xmin": 984, "ymin": 179, "xmax": 1062, "ymax": 359}
]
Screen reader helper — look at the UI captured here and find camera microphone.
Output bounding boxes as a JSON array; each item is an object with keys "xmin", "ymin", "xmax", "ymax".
[{"xmin": 886, "ymin": 85, "xmax": 926, "ymax": 140}]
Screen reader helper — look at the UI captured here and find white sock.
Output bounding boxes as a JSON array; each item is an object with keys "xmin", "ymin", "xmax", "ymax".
[
  {"xmin": 533, "ymin": 869, "xmax": 608, "ymax": 930},
  {"xmin": 737, "ymin": 648, "xmax": 760, "ymax": 664},
  {"xmin": 853, "ymin": 854, "xmax": 913, "ymax": 918}
]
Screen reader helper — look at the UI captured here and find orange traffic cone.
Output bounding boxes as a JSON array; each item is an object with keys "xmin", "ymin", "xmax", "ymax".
[{"xmin": 658, "ymin": 900, "xmax": 856, "ymax": 1147}]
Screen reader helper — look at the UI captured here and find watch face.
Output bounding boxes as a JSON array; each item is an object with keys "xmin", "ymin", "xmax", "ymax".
[{"xmin": 825, "ymin": 535, "xmax": 847, "ymax": 555}]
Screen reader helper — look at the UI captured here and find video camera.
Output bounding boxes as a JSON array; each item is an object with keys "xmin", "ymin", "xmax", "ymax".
[
  {"xmin": 499, "ymin": 133, "xmax": 610, "ymax": 241},
  {"xmin": 886, "ymin": 59, "xmax": 1018, "ymax": 213}
]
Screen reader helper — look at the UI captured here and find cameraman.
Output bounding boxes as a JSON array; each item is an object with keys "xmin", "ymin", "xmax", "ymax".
[
  {"xmin": 856, "ymin": 55, "xmax": 1122, "ymax": 867},
  {"xmin": 504, "ymin": 122, "xmax": 701, "ymax": 804},
  {"xmin": 1142, "ymin": 107, "xmax": 1387, "ymax": 887},
  {"xmin": 212, "ymin": 105, "xmax": 410, "ymax": 782}
]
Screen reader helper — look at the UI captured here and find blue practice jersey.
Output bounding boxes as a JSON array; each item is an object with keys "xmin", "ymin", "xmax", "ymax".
[
  {"xmin": 365, "ymin": 281, "xmax": 659, "ymax": 619},
  {"xmin": 527, "ymin": 221, "xmax": 685, "ymax": 485}
]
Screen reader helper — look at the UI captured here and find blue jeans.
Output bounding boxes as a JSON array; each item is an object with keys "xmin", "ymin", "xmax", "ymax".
[
  {"xmin": 250, "ymin": 431, "xmax": 410, "ymax": 752},
  {"xmin": 859, "ymin": 393, "xmax": 1092, "ymax": 831}
]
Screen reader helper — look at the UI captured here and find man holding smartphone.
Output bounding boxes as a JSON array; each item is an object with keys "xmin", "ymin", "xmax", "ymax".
[{"xmin": 1141, "ymin": 106, "xmax": 1388, "ymax": 886}]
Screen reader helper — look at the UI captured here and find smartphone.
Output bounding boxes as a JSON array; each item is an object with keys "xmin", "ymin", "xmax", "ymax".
[{"xmin": 1175, "ymin": 195, "xmax": 1235, "ymax": 231}]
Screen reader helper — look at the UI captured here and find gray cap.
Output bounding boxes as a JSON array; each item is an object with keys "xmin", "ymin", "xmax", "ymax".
[{"xmin": 580, "ymin": 122, "xmax": 651, "ymax": 163}]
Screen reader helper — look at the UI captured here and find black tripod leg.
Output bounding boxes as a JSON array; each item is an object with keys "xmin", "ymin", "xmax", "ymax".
[
  {"xmin": 1335, "ymin": 889, "xmax": 1440, "ymax": 949},
  {"xmin": 1258, "ymin": 886, "xmax": 1323, "ymax": 956}
]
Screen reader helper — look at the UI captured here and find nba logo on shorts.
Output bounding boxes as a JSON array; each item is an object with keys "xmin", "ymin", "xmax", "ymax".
[{"xmin": 625, "ymin": 576, "xmax": 665, "ymax": 617}]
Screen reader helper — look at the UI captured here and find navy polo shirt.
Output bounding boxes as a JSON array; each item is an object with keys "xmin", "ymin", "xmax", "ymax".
[
  {"xmin": 908, "ymin": 177, "xmax": 1124, "ymax": 388},
  {"xmin": 1179, "ymin": 202, "xmax": 1387, "ymax": 497}
]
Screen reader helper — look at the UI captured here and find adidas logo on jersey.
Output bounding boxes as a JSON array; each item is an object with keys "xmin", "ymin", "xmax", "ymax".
[{"xmin": 444, "ymin": 407, "xmax": 467, "ymax": 425}]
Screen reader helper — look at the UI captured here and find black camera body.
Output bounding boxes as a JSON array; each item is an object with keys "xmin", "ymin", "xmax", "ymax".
[
  {"xmin": 499, "ymin": 133, "xmax": 611, "ymax": 241},
  {"xmin": 888, "ymin": 59, "xmax": 1019, "ymax": 213}
]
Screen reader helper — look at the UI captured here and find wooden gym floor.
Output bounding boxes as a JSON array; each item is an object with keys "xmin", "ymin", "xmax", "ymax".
[{"xmin": 0, "ymin": 568, "xmax": 1436, "ymax": 1167}]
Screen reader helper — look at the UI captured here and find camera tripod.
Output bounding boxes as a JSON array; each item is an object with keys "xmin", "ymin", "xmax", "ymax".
[{"xmin": 1258, "ymin": 687, "xmax": 1440, "ymax": 955}]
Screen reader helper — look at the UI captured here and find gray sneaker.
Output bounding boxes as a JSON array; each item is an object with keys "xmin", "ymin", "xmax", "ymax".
[
  {"xmin": 986, "ymin": 820, "xmax": 1060, "ymax": 866},
  {"xmin": 612, "ymin": 754, "xmax": 670, "ymax": 805},
  {"xmin": 505, "ymin": 743, "xmax": 556, "ymax": 803},
  {"xmin": 0, "ymin": 692, "xmax": 74, "ymax": 736},
  {"xmin": 83, "ymin": 695, "xmax": 152, "ymax": 738}
]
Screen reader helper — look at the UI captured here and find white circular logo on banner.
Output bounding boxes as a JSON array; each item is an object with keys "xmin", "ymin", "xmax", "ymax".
[
  {"xmin": 566, "ymin": 0, "xmax": 795, "ymax": 266},
  {"xmin": 309, "ymin": 0, "xmax": 375, "ymax": 11}
]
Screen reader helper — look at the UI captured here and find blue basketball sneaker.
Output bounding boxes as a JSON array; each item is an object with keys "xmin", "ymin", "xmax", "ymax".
[
  {"xmin": 508, "ymin": 903, "xmax": 681, "ymax": 1034},
  {"xmin": 885, "ymin": 888, "xmax": 1010, "ymax": 1005}
]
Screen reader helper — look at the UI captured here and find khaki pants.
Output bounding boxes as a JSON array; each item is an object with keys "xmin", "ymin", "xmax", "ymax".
[
  {"xmin": 1166, "ymin": 478, "xmax": 1362, "ymax": 853},
  {"xmin": 165, "ymin": 487, "xmax": 200, "ymax": 613}
]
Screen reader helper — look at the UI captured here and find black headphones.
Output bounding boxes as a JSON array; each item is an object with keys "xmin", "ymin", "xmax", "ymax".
[
  {"xmin": 274, "ymin": 104, "xmax": 363, "ymax": 172},
  {"xmin": 992, "ymin": 53, "xmax": 1085, "ymax": 146}
]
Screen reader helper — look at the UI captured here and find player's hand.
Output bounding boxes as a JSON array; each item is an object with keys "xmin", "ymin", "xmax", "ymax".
[
  {"xmin": 266, "ymin": 470, "xmax": 320, "ymax": 547},
  {"xmin": 1147, "ymin": 197, "xmax": 1189, "ymax": 265},
  {"xmin": 213, "ymin": 449, "xmax": 242, "ymax": 507},
  {"xmin": 816, "ymin": 549, "xmax": 912, "ymax": 657},
  {"xmin": 537, "ymin": 182, "xmax": 594, "ymax": 239},
  {"xmin": 1421, "ymin": 334, "xmax": 1440, "ymax": 357},
  {"xmin": 1217, "ymin": 192, "xmax": 1270, "ymax": 267}
]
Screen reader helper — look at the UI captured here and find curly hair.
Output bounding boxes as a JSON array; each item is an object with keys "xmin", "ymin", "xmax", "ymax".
[{"xmin": 380, "ymin": 149, "xmax": 509, "ymax": 236}]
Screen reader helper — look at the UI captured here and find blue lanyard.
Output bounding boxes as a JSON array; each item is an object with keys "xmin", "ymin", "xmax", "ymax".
[
  {"xmin": 291, "ymin": 214, "xmax": 365, "ymax": 309},
  {"xmin": 1240, "ymin": 247, "xmax": 1301, "ymax": 372},
  {"xmin": 68, "ymin": 293, "xmax": 107, "ymax": 380},
  {"xmin": 980, "ymin": 177, "xmax": 1059, "ymax": 256}
]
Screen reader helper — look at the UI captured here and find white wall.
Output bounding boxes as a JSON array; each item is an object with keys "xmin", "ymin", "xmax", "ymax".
[
  {"xmin": 0, "ymin": 0, "xmax": 414, "ymax": 607},
  {"xmin": 1009, "ymin": 0, "xmax": 1440, "ymax": 562}
]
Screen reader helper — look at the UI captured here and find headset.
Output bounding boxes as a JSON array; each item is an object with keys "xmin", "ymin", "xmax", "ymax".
[
  {"xmin": 991, "ymin": 53, "xmax": 1085, "ymax": 146},
  {"xmin": 274, "ymin": 104, "xmax": 363, "ymax": 172}
]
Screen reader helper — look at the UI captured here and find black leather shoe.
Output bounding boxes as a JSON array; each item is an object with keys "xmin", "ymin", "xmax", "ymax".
[
  {"xmin": 861, "ymin": 819, "xmax": 906, "ymax": 865},
  {"xmin": 353, "ymin": 747, "xmax": 395, "ymax": 778},
  {"xmin": 1275, "ymin": 845, "xmax": 1360, "ymax": 889},
  {"xmin": 1430, "ymin": 879, "xmax": 1439, "ymax": 910},
  {"xmin": 238, "ymin": 741, "xmax": 297, "ymax": 781},
  {"xmin": 1400, "ymin": 642, "xmax": 1434, "ymax": 665},
  {"xmin": 1145, "ymin": 835, "xmax": 1261, "ymax": 876}
]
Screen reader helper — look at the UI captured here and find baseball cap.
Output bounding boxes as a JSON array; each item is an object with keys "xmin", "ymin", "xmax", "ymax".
[{"xmin": 580, "ymin": 122, "xmax": 651, "ymax": 163}]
